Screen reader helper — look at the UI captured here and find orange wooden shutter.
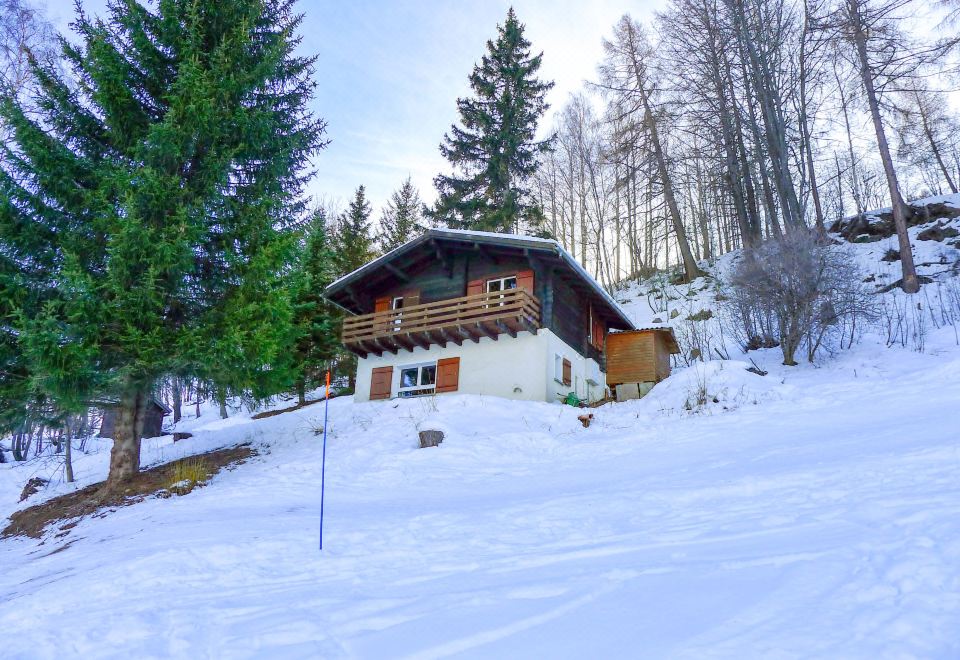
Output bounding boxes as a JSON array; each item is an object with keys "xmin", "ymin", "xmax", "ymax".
[
  {"xmin": 369, "ymin": 366, "xmax": 393, "ymax": 400},
  {"xmin": 435, "ymin": 357, "xmax": 460, "ymax": 393},
  {"xmin": 517, "ymin": 269, "xmax": 534, "ymax": 294},
  {"xmin": 562, "ymin": 358, "xmax": 572, "ymax": 386},
  {"xmin": 467, "ymin": 279, "xmax": 484, "ymax": 296},
  {"xmin": 374, "ymin": 297, "xmax": 390, "ymax": 313}
]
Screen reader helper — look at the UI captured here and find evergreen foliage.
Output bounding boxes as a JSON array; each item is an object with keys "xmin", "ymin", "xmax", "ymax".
[
  {"xmin": 334, "ymin": 185, "xmax": 376, "ymax": 275},
  {"xmin": 0, "ymin": 0, "xmax": 326, "ymax": 484},
  {"xmin": 289, "ymin": 207, "xmax": 341, "ymax": 403},
  {"xmin": 378, "ymin": 177, "xmax": 426, "ymax": 252},
  {"xmin": 433, "ymin": 8, "xmax": 554, "ymax": 234}
]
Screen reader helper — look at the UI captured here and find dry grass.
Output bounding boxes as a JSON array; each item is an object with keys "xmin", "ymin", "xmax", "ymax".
[
  {"xmin": 2, "ymin": 444, "xmax": 255, "ymax": 540},
  {"xmin": 167, "ymin": 457, "xmax": 210, "ymax": 494}
]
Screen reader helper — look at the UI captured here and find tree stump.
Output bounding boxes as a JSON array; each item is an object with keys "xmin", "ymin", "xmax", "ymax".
[{"xmin": 419, "ymin": 430, "xmax": 444, "ymax": 448}]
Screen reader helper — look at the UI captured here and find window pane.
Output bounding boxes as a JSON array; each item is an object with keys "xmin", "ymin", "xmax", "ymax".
[
  {"xmin": 504, "ymin": 277, "xmax": 517, "ymax": 290},
  {"xmin": 421, "ymin": 365, "xmax": 436, "ymax": 386},
  {"xmin": 487, "ymin": 280, "xmax": 501, "ymax": 293},
  {"xmin": 400, "ymin": 368, "xmax": 418, "ymax": 388},
  {"xmin": 392, "ymin": 298, "xmax": 404, "ymax": 309}
]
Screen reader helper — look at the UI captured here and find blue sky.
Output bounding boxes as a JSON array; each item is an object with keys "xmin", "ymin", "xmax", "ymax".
[{"xmin": 55, "ymin": 0, "xmax": 664, "ymax": 215}]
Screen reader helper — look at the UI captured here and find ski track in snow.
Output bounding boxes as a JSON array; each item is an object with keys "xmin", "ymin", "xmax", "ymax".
[{"xmin": 3, "ymin": 209, "xmax": 960, "ymax": 658}]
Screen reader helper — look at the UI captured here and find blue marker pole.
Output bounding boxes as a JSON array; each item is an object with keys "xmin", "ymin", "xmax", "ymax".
[{"xmin": 320, "ymin": 370, "xmax": 330, "ymax": 551}]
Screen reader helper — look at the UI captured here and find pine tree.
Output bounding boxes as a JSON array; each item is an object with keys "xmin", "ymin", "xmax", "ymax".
[
  {"xmin": 433, "ymin": 8, "xmax": 554, "ymax": 234},
  {"xmin": 0, "ymin": 0, "xmax": 326, "ymax": 486},
  {"xmin": 335, "ymin": 185, "xmax": 376, "ymax": 275},
  {"xmin": 290, "ymin": 207, "xmax": 341, "ymax": 404},
  {"xmin": 378, "ymin": 177, "xmax": 426, "ymax": 252}
]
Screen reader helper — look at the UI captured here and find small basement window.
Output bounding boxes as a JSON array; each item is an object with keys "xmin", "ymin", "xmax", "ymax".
[
  {"xmin": 554, "ymin": 353, "xmax": 563, "ymax": 383},
  {"xmin": 398, "ymin": 362, "xmax": 437, "ymax": 397}
]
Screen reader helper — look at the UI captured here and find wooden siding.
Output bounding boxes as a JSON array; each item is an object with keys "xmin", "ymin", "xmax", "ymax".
[
  {"xmin": 549, "ymin": 273, "xmax": 588, "ymax": 356},
  {"xmin": 655, "ymin": 334, "xmax": 672, "ymax": 381},
  {"xmin": 339, "ymin": 248, "xmax": 612, "ymax": 363},
  {"xmin": 605, "ymin": 329, "xmax": 676, "ymax": 386}
]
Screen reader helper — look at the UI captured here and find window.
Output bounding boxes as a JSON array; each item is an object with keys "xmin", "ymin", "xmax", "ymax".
[
  {"xmin": 486, "ymin": 276, "xmax": 517, "ymax": 308},
  {"xmin": 391, "ymin": 296, "xmax": 404, "ymax": 331},
  {"xmin": 486, "ymin": 276, "xmax": 517, "ymax": 293},
  {"xmin": 398, "ymin": 362, "xmax": 437, "ymax": 397}
]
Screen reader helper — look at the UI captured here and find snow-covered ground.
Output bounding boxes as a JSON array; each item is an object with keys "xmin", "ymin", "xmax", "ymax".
[{"xmin": 2, "ymin": 202, "xmax": 960, "ymax": 658}]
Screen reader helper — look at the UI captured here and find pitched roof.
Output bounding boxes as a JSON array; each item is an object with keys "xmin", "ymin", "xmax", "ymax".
[{"xmin": 324, "ymin": 228, "xmax": 636, "ymax": 330}]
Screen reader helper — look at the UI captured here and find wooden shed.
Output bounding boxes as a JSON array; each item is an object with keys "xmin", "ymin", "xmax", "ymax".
[
  {"xmin": 606, "ymin": 327, "xmax": 681, "ymax": 398},
  {"xmin": 99, "ymin": 399, "xmax": 171, "ymax": 440}
]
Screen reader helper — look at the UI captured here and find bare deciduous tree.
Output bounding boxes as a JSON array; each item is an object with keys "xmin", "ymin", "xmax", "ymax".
[{"xmin": 727, "ymin": 232, "xmax": 875, "ymax": 364}]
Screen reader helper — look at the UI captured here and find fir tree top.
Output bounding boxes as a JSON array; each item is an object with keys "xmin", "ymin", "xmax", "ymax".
[
  {"xmin": 334, "ymin": 185, "xmax": 376, "ymax": 275},
  {"xmin": 433, "ymin": 8, "xmax": 554, "ymax": 234},
  {"xmin": 378, "ymin": 176, "xmax": 426, "ymax": 252}
]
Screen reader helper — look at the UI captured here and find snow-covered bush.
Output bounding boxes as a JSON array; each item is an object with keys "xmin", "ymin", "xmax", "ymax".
[{"xmin": 725, "ymin": 232, "xmax": 875, "ymax": 365}]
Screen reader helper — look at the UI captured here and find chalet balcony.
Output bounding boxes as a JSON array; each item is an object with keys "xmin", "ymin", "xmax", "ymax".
[{"xmin": 342, "ymin": 289, "xmax": 541, "ymax": 358}]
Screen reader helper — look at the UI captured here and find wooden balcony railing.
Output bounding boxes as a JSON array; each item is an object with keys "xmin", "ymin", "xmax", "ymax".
[{"xmin": 342, "ymin": 289, "xmax": 541, "ymax": 357}]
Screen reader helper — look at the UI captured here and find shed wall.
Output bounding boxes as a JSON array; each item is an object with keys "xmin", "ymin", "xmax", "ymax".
[{"xmin": 605, "ymin": 332, "xmax": 657, "ymax": 385}]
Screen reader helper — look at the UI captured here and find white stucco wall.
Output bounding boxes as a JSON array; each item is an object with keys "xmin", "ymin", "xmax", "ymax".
[{"xmin": 353, "ymin": 329, "xmax": 606, "ymax": 404}]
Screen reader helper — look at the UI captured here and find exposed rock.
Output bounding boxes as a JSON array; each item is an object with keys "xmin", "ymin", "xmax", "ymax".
[
  {"xmin": 173, "ymin": 432, "xmax": 193, "ymax": 442},
  {"xmin": 917, "ymin": 222, "xmax": 960, "ymax": 242},
  {"xmin": 419, "ymin": 430, "xmax": 444, "ymax": 448},
  {"xmin": 19, "ymin": 477, "xmax": 48, "ymax": 503},
  {"xmin": 830, "ymin": 200, "xmax": 960, "ymax": 242},
  {"xmin": 877, "ymin": 275, "xmax": 935, "ymax": 293},
  {"xmin": 687, "ymin": 309, "xmax": 714, "ymax": 322},
  {"xmin": 577, "ymin": 414, "xmax": 594, "ymax": 428}
]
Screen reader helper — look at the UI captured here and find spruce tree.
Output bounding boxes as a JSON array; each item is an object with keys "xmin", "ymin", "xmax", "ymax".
[
  {"xmin": 433, "ymin": 8, "xmax": 554, "ymax": 234},
  {"xmin": 290, "ymin": 207, "xmax": 341, "ymax": 404},
  {"xmin": 378, "ymin": 177, "xmax": 426, "ymax": 252},
  {"xmin": 334, "ymin": 185, "xmax": 376, "ymax": 275},
  {"xmin": 0, "ymin": 0, "xmax": 326, "ymax": 486}
]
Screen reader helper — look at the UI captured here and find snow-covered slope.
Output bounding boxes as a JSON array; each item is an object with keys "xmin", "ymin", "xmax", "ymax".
[{"xmin": 2, "ymin": 200, "xmax": 960, "ymax": 658}]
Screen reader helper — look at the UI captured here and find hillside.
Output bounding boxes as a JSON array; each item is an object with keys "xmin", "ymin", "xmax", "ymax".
[{"xmin": 2, "ymin": 201, "xmax": 960, "ymax": 658}]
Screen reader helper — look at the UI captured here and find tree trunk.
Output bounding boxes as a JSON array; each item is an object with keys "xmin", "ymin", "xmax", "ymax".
[
  {"xmin": 107, "ymin": 388, "xmax": 149, "ymax": 488},
  {"xmin": 799, "ymin": 2, "xmax": 826, "ymax": 234},
  {"xmin": 64, "ymin": 418, "xmax": 74, "ymax": 484},
  {"xmin": 848, "ymin": 0, "xmax": 919, "ymax": 293},
  {"xmin": 919, "ymin": 102, "xmax": 958, "ymax": 194},
  {"xmin": 837, "ymin": 71, "xmax": 866, "ymax": 217},
  {"xmin": 640, "ymin": 93, "xmax": 701, "ymax": 280},
  {"xmin": 296, "ymin": 378, "xmax": 307, "ymax": 406},
  {"xmin": 171, "ymin": 377, "xmax": 182, "ymax": 424},
  {"xmin": 219, "ymin": 396, "xmax": 228, "ymax": 420}
]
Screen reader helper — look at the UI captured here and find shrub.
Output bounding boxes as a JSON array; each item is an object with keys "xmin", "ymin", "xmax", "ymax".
[{"xmin": 725, "ymin": 231, "xmax": 875, "ymax": 365}]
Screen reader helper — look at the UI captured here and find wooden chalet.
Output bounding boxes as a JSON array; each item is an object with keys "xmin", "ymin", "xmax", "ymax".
[{"xmin": 324, "ymin": 229, "xmax": 642, "ymax": 403}]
